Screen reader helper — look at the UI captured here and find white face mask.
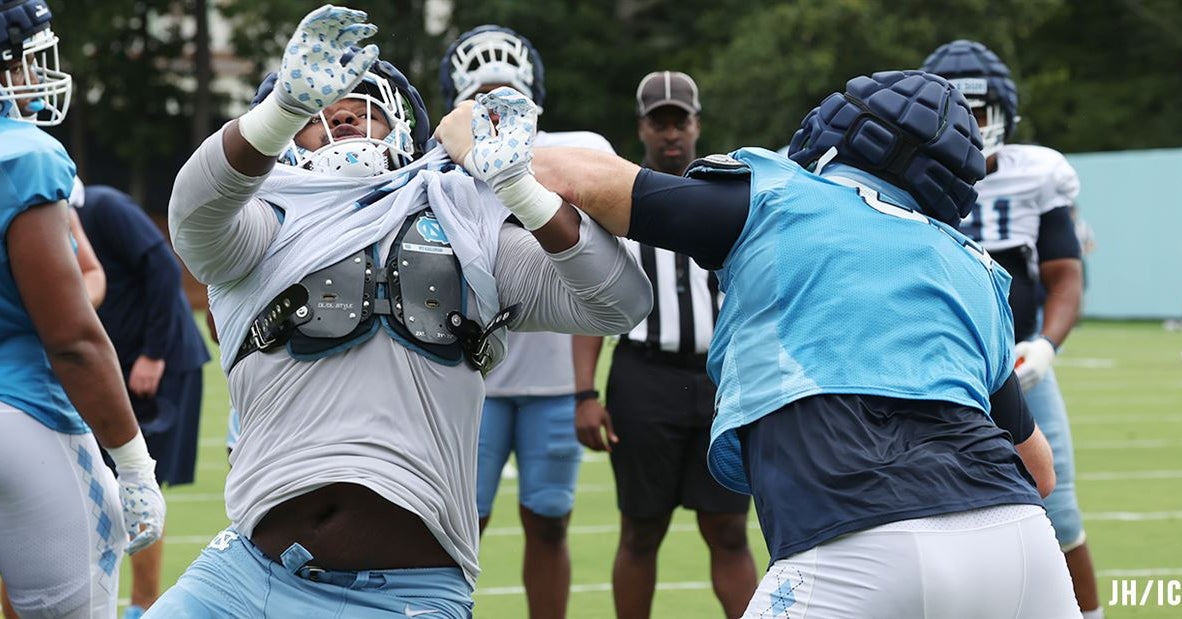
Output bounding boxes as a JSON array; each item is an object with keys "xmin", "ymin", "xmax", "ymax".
[
  {"xmin": 448, "ymin": 30, "xmax": 537, "ymax": 109},
  {"xmin": 1, "ymin": 27, "xmax": 72, "ymax": 126},
  {"xmin": 973, "ymin": 101, "xmax": 1008, "ymax": 159},
  {"xmin": 280, "ymin": 81, "xmax": 417, "ymax": 178},
  {"xmin": 306, "ymin": 138, "xmax": 395, "ymax": 178}
]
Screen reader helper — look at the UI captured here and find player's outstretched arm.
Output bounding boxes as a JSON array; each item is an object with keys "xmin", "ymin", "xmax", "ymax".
[
  {"xmin": 435, "ymin": 93, "xmax": 641, "ymax": 243},
  {"xmin": 225, "ymin": 4, "xmax": 378, "ymax": 174},
  {"xmin": 532, "ymin": 147, "xmax": 640, "ymax": 238},
  {"xmin": 9, "ymin": 201, "xmax": 165, "ymax": 553},
  {"xmin": 170, "ymin": 4, "xmax": 379, "ymax": 285}
]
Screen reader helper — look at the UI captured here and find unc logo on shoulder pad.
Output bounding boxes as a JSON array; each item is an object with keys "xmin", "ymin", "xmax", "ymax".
[
  {"xmin": 415, "ymin": 213, "xmax": 450, "ymax": 245},
  {"xmin": 685, "ymin": 154, "xmax": 751, "ymax": 180},
  {"xmin": 206, "ymin": 530, "xmax": 239, "ymax": 552}
]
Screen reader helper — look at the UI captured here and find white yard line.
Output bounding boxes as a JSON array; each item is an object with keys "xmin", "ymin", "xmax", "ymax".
[{"xmin": 1055, "ymin": 357, "xmax": 1116, "ymax": 368}]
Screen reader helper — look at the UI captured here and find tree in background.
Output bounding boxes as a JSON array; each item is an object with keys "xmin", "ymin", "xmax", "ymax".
[
  {"xmin": 41, "ymin": 0, "xmax": 1182, "ymax": 205},
  {"xmin": 1018, "ymin": 0, "xmax": 1182, "ymax": 152},
  {"xmin": 698, "ymin": 0, "xmax": 1066, "ymax": 153},
  {"xmin": 49, "ymin": 1, "xmax": 208, "ymax": 206},
  {"xmin": 218, "ymin": 1, "xmax": 440, "ymax": 113}
]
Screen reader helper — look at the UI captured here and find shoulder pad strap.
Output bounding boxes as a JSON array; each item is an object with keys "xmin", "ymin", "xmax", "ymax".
[{"xmin": 684, "ymin": 154, "xmax": 751, "ymax": 180}]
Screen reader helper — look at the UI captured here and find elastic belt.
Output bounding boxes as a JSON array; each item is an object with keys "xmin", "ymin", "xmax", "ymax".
[
  {"xmin": 280, "ymin": 542, "xmax": 396, "ymax": 589},
  {"xmin": 618, "ymin": 339, "xmax": 708, "ymax": 369}
]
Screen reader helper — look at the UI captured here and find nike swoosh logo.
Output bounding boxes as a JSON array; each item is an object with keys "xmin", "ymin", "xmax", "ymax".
[{"xmin": 405, "ymin": 608, "xmax": 441, "ymax": 617}]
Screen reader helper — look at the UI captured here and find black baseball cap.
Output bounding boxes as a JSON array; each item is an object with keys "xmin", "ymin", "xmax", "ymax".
[{"xmin": 636, "ymin": 71, "xmax": 701, "ymax": 116}]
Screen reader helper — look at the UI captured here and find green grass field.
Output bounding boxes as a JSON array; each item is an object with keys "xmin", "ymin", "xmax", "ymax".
[{"xmin": 128, "ymin": 319, "xmax": 1182, "ymax": 618}]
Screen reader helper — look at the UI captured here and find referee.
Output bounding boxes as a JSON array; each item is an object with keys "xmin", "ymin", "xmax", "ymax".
[{"xmin": 572, "ymin": 71, "xmax": 756, "ymax": 619}]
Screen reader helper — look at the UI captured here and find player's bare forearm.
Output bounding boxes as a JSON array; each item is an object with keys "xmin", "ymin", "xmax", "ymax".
[
  {"xmin": 533, "ymin": 147, "xmax": 641, "ymax": 237},
  {"xmin": 528, "ymin": 202, "xmax": 583, "ymax": 253},
  {"xmin": 1039, "ymin": 258, "xmax": 1083, "ymax": 347},
  {"xmin": 1015, "ymin": 425, "xmax": 1056, "ymax": 498},
  {"xmin": 9, "ymin": 203, "xmax": 140, "ymax": 449},
  {"xmin": 572, "ymin": 335, "xmax": 605, "ymax": 391}
]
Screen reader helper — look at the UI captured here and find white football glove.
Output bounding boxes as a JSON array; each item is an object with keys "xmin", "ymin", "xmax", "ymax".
[
  {"xmin": 463, "ymin": 87, "xmax": 561, "ymax": 230},
  {"xmin": 274, "ymin": 4, "xmax": 379, "ymax": 116},
  {"xmin": 1014, "ymin": 336, "xmax": 1056, "ymax": 392},
  {"xmin": 107, "ymin": 432, "xmax": 166, "ymax": 554}
]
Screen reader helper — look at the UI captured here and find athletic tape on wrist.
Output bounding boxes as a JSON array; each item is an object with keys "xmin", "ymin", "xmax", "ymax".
[
  {"xmin": 494, "ymin": 174, "xmax": 562, "ymax": 231},
  {"xmin": 237, "ymin": 94, "xmax": 312, "ymax": 157},
  {"xmin": 106, "ymin": 430, "xmax": 156, "ymax": 476}
]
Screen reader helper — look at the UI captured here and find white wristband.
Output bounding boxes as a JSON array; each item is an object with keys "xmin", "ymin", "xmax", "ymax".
[
  {"xmin": 237, "ymin": 93, "xmax": 312, "ymax": 157},
  {"xmin": 107, "ymin": 430, "xmax": 155, "ymax": 476},
  {"xmin": 494, "ymin": 174, "xmax": 563, "ymax": 231}
]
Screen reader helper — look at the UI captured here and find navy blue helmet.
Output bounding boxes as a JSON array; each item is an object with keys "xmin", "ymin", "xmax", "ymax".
[
  {"xmin": 440, "ymin": 25, "xmax": 545, "ymax": 111},
  {"xmin": 787, "ymin": 70, "xmax": 986, "ymax": 226},
  {"xmin": 0, "ymin": 0, "xmax": 71, "ymax": 125},
  {"xmin": 921, "ymin": 40, "xmax": 1019, "ymax": 157},
  {"xmin": 251, "ymin": 59, "xmax": 430, "ymax": 176}
]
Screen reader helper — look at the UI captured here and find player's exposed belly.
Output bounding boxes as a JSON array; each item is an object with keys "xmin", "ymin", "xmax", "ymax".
[{"xmin": 251, "ymin": 482, "xmax": 458, "ymax": 569}]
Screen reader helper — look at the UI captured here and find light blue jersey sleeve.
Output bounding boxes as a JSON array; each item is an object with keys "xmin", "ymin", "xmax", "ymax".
[{"xmin": 0, "ymin": 120, "xmax": 76, "ymax": 243}]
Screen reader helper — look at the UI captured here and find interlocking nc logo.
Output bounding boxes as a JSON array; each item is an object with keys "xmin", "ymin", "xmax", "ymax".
[
  {"xmin": 416, "ymin": 215, "xmax": 449, "ymax": 245},
  {"xmin": 207, "ymin": 530, "xmax": 240, "ymax": 551}
]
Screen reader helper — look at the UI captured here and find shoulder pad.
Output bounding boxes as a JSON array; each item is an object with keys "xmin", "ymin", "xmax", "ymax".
[
  {"xmin": 1050, "ymin": 155, "xmax": 1080, "ymax": 203},
  {"xmin": 0, "ymin": 122, "xmax": 76, "ymax": 212},
  {"xmin": 684, "ymin": 154, "xmax": 751, "ymax": 180}
]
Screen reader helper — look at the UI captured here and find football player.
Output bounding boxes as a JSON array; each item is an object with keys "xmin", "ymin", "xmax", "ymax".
[
  {"xmin": 924, "ymin": 39, "xmax": 1099, "ymax": 619},
  {"xmin": 0, "ymin": 1, "xmax": 165, "ymax": 616},
  {"xmin": 440, "ymin": 24, "xmax": 616, "ymax": 619},
  {"xmin": 147, "ymin": 6, "xmax": 649, "ymax": 617},
  {"xmin": 438, "ymin": 69, "xmax": 1080, "ymax": 618}
]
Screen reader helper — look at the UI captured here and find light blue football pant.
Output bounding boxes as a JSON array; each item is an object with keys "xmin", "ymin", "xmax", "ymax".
[
  {"xmin": 1025, "ymin": 367, "xmax": 1085, "ymax": 550},
  {"xmin": 144, "ymin": 529, "xmax": 473, "ymax": 618},
  {"xmin": 477, "ymin": 395, "xmax": 582, "ymax": 519}
]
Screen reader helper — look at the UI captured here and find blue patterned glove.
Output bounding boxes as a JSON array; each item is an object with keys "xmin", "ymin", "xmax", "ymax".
[
  {"xmin": 107, "ymin": 432, "xmax": 166, "ymax": 554},
  {"xmin": 274, "ymin": 4, "xmax": 379, "ymax": 116},
  {"xmin": 463, "ymin": 87, "xmax": 540, "ymax": 192},
  {"xmin": 119, "ymin": 467, "xmax": 166, "ymax": 554}
]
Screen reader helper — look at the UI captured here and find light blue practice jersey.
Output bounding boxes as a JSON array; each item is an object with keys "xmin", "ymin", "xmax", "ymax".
[
  {"xmin": 0, "ymin": 117, "xmax": 86, "ymax": 434},
  {"xmin": 707, "ymin": 148, "xmax": 1015, "ymax": 492}
]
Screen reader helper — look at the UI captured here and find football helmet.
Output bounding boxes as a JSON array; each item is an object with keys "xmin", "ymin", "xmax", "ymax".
[
  {"xmin": 921, "ymin": 40, "xmax": 1019, "ymax": 158},
  {"xmin": 787, "ymin": 70, "xmax": 986, "ymax": 226},
  {"xmin": 251, "ymin": 59, "xmax": 430, "ymax": 177},
  {"xmin": 0, "ymin": 0, "xmax": 71, "ymax": 126},
  {"xmin": 440, "ymin": 25, "xmax": 545, "ymax": 111}
]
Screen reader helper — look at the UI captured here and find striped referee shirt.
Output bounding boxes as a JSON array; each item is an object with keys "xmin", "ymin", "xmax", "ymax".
[{"xmin": 622, "ymin": 240, "xmax": 721, "ymax": 355}]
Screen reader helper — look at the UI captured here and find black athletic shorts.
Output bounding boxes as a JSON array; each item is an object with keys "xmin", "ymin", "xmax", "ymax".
[{"xmin": 605, "ymin": 343, "xmax": 750, "ymax": 519}]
